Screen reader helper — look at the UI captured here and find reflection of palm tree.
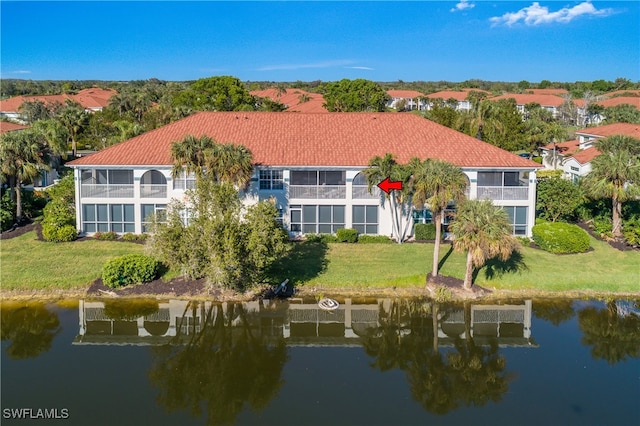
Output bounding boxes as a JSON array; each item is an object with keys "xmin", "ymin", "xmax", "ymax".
[
  {"xmin": 0, "ymin": 303, "xmax": 61, "ymax": 359},
  {"xmin": 149, "ymin": 302, "xmax": 288, "ymax": 425},
  {"xmin": 578, "ymin": 300, "xmax": 640, "ymax": 365}
]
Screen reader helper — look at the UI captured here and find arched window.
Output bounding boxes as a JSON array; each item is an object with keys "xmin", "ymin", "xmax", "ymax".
[
  {"xmin": 141, "ymin": 170, "xmax": 167, "ymax": 185},
  {"xmin": 140, "ymin": 170, "xmax": 167, "ymax": 198}
]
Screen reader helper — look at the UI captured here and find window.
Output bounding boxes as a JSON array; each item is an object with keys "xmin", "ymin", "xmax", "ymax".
[
  {"xmin": 503, "ymin": 206, "xmax": 528, "ymax": 235},
  {"xmin": 82, "ymin": 204, "xmax": 134, "ymax": 233},
  {"xmin": 478, "ymin": 171, "xmax": 521, "ymax": 187},
  {"xmin": 570, "ymin": 166, "xmax": 579, "ymax": 172},
  {"xmin": 173, "ymin": 172, "xmax": 196, "ymax": 190},
  {"xmin": 142, "ymin": 204, "xmax": 167, "ymax": 232},
  {"xmin": 353, "ymin": 205, "xmax": 378, "ymax": 234},
  {"xmin": 259, "ymin": 170, "xmax": 284, "ymax": 190},
  {"xmin": 81, "ymin": 169, "xmax": 133, "ymax": 184},
  {"xmin": 290, "ymin": 170, "xmax": 346, "ymax": 186},
  {"xmin": 290, "ymin": 205, "xmax": 345, "ymax": 234},
  {"xmin": 141, "ymin": 170, "xmax": 167, "ymax": 185},
  {"xmin": 413, "ymin": 209, "xmax": 433, "ymax": 224}
]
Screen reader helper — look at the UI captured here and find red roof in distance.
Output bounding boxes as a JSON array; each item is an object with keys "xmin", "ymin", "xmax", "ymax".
[
  {"xmin": 0, "ymin": 87, "xmax": 117, "ymax": 113},
  {"xmin": 68, "ymin": 112, "xmax": 541, "ymax": 170},
  {"xmin": 489, "ymin": 93, "xmax": 565, "ymax": 107},
  {"xmin": 0, "ymin": 122, "xmax": 29, "ymax": 134},
  {"xmin": 250, "ymin": 88, "xmax": 327, "ymax": 113}
]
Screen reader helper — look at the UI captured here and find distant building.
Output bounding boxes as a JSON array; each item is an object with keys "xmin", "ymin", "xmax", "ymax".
[
  {"xmin": 424, "ymin": 89, "xmax": 490, "ymax": 112},
  {"xmin": 386, "ymin": 90, "xmax": 427, "ymax": 111}
]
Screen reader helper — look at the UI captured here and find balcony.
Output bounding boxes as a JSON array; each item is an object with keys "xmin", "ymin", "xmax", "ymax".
[
  {"xmin": 289, "ymin": 185, "xmax": 346, "ymax": 199},
  {"xmin": 141, "ymin": 184, "xmax": 167, "ymax": 198},
  {"xmin": 477, "ymin": 186, "xmax": 529, "ymax": 201},
  {"xmin": 352, "ymin": 186, "xmax": 379, "ymax": 199},
  {"xmin": 81, "ymin": 184, "xmax": 134, "ymax": 198}
]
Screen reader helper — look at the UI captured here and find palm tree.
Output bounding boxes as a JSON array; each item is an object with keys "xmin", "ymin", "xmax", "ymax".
[
  {"xmin": 449, "ymin": 199, "xmax": 518, "ymax": 290},
  {"xmin": 582, "ymin": 135, "xmax": 640, "ymax": 239},
  {"xmin": 31, "ymin": 119, "xmax": 69, "ymax": 157},
  {"xmin": 57, "ymin": 103, "xmax": 88, "ymax": 157},
  {"xmin": 0, "ymin": 130, "xmax": 50, "ymax": 222},
  {"xmin": 412, "ymin": 159, "xmax": 468, "ymax": 278},
  {"xmin": 170, "ymin": 135, "xmax": 217, "ymax": 179},
  {"xmin": 362, "ymin": 154, "xmax": 414, "ymax": 243}
]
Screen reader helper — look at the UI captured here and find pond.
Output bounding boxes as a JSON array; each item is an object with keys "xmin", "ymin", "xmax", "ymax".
[{"xmin": 1, "ymin": 297, "xmax": 639, "ymax": 426}]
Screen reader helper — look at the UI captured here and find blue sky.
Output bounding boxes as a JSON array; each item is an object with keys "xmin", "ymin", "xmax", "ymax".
[{"xmin": 1, "ymin": 1, "xmax": 638, "ymax": 82}]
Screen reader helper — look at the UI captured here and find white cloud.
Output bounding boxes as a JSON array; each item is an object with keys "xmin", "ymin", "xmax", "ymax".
[
  {"xmin": 451, "ymin": 1, "xmax": 475, "ymax": 13},
  {"xmin": 257, "ymin": 60, "xmax": 354, "ymax": 72},
  {"xmin": 345, "ymin": 66, "xmax": 375, "ymax": 71},
  {"xmin": 10, "ymin": 70, "xmax": 32, "ymax": 74},
  {"xmin": 490, "ymin": 1, "xmax": 614, "ymax": 27}
]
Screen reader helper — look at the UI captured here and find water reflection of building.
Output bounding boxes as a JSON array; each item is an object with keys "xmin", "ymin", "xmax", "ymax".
[{"xmin": 73, "ymin": 299, "xmax": 536, "ymax": 347}]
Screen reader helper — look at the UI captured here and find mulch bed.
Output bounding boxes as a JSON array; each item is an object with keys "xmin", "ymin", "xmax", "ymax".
[
  {"xmin": 576, "ymin": 221, "xmax": 639, "ymax": 252},
  {"xmin": 87, "ymin": 277, "xmax": 210, "ymax": 298},
  {"xmin": 0, "ymin": 219, "xmax": 41, "ymax": 240},
  {"xmin": 425, "ymin": 273, "xmax": 490, "ymax": 300}
]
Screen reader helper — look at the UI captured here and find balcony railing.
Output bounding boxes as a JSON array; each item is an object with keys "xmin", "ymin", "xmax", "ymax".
[
  {"xmin": 352, "ymin": 186, "xmax": 379, "ymax": 199},
  {"xmin": 141, "ymin": 184, "xmax": 167, "ymax": 198},
  {"xmin": 289, "ymin": 185, "xmax": 346, "ymax": 199},
  {"xmin": 477, "ymin": 186, "xmax": 529, "ymax": 201},
  {"xmin": 81, "ymin": 184, "xmax": 134, "ymax": 198}
]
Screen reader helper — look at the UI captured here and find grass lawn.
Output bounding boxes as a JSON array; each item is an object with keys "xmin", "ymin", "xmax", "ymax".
[
  {"xmin": 1, "ymin": 230, "xmax": 638, "ymax": 295},
  {"xmin": 1, "ymin": 231, "xmax": 144, "ymax": 291}
]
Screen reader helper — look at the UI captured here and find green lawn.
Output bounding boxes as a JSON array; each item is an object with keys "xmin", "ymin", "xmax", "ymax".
[{"xmin": 1, "ymin": 231, "xmax": 639, "ymax": 294}]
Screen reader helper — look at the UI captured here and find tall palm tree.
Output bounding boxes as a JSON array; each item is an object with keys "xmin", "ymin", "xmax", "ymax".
[
  {"xmin": 362, "ymin": 154, "xmax": 413, "ymax": 243},
  {"xmin": 0, "ymin": 130, "xmax": 50, "ymax": 222},
  {"xmin": 449, "ymin": 199, "xmax": 518, "ymax": 290},
  {"xmin": 170, "ymin": 135, "xmax": 217, "ymax": 179},
  {"xmin": 582, "ymin": 135, "xmax": 640, "ymax": 239},
  {"xmin": 31, "ymin": 119, "xmax": 69, "ymax": 158},
  {"xmin": 57, "ymin": 103, "xmax": 88, "ymax": 157},
  {"xmin": 412, "ymin": 159, "xmax": 468, "ymax": 278}
]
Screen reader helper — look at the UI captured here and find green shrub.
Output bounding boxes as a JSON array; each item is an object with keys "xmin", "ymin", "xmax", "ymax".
[
  {"xmin": 516, "ymin": 236, "xmax": 531, "ymax": 246},
  {"xmin": 305, "ymin": 233, "xmax": 338, "ymax": 243},
  {"xmin": 623, "ymin": 217, "xmax": 640, "ymax": 245},
  {"xmin": 102, "ymin": 254, "xmax": 160, "ymax": 288},
  {"xmin": 414, "ymin": 223, "xmax": 437, "ymax": 240},
  {"xmin": 122, "ymin": 233, "xmax": 148, "ymax": 242},
  {"xmin": 42, "ymin": 224, "xmax": 77, "ymax": 242},
  {"xmin": 532, "ymin": 222, "xmax": 591, "ymax": 254},
  {"xmin": 357, "ymin": 235, "xmax": 393, "ymax": 244},
  {"xmin": 94, "ymin": 231, "xmax": 118, "ymax": 240},
  {"xmin": 336, "ymin": 228, "xmax": 358, "ymax": 243},
  {"xmin": 1, "ymin": 192, "xmax": 15, "ymax": 232},
  {"xmin": 41, "ymin": 199, "xmax": 76, "ymax": 242}
]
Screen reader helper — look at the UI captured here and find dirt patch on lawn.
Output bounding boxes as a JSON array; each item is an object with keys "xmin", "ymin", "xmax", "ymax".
[{"xmin": 425, "ymin": 273, "xmax": 491, "ymax": 300}]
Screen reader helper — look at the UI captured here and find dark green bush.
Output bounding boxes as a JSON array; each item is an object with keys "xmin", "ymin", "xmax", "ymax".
[
  {"xmin": 414, "ymin": 223, "xmax": 437, "ymax": 240},
  {"xmin": 357, "ymin": 235, "xmax": 393, "ymax": 244},
  {"xmin": 102, "ymin": 254, "xmax": 160, "ymax": 288},
  {"xmin": 532, "ymin": 222, "xmax": 591, "ymax": 254},
  {"xmin": 336, "ymin": 228, "xmax": 358, "ymax": 243},
  {"xmin": 1, "ymin": 192, "xmax": 15, "ymax": 232},
  {"xmin": 305, "ymin": 233, "xmax": 338, "ymax": 243}
]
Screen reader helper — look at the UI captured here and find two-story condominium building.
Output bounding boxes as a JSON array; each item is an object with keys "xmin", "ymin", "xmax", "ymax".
[
  {"xmin": 67, "ymin": 112, "xmax": 541, "ymax": 238},
  {"xmin": 386, "ymin": 90, "xmax": 427, "ymax": 111},
  {"xmin": 424, "ymin": 89, "xmax": 490, "ymax": 111}
]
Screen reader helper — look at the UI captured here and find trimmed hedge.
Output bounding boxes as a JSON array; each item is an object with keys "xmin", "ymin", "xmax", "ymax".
[
  {"xmin": 414, "ymin": 223, "xmax": 437, "ymax": 240},
  {"xmin": 336, "ymin": 228, "xmax": 358, "ymax": 243},
  {"xmin": 532, "ymin": 222, "xmax": 591, "ymax": 254},
  {"xmin": 42, "ymin": 224, "xmax": 77, "ymax": 243},
  {"xmin": 102, "ymin": 254, "xmax": 160, "ymax": 288}
]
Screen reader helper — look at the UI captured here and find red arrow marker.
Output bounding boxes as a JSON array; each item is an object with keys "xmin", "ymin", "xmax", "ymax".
[{"xmin": 377, "ymin": 177, "xmax": 403, "ymax": 194}]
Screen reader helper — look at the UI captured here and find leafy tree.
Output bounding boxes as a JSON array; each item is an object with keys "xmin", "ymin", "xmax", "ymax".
[
  {"xmin": 582, "ymin": 135, "xmax": 640, "ymax": 238},
  {"xmin": 536, "ymin": 177, "xmax": 583, "ymax": 222},
  {"xmin": 578, "ymin": 301, "xmax": 640, "ymax": 365},
  {"xmin": 361, "ymin": 153, "xmax": 414, "ymax": 243},
  {"xmin": 0, "ymin": 302, "xmax": 61, "ymax": 359},
  {"xmin": 449, "ymin": 200, "xmax": 518, "ymax": 290},
  {"xmin": 603, "ymin": 104, "xmax": 640, "ymax": 124},
  {"xmin": 423, "ymin": 100, "xmax": 460, "ymax": 129},
  {"xmin": 538, "ymin": 80, "xmax": 552, "ymax": 89},
  {"xmin": 18, "ymin": 100, "xmax": 55, "ymax": 123},
  {"xmin": 41, "ymin": 174, "xmax": 76, "ymax": 242},
  {"xmin": 412, "ymin": 159, "xmax": 468, "ymax": 278},
  {"xmin": 322, "ymin": 78, "xmax": 390, "ymax": 112},
  {"xmin": 532, "ymin": 299, "xmax": 575, "ymax": 326},
  {"xmin": 0, "ymin": 129, "xmax": 51, "ymax": 222},
  {"xmin": 172, "ymin": 76, "xmax": 255, "ymax": 112},
  {"xmin": 149, "ymin": 302, "xmax": 288, "ymax": 425}
]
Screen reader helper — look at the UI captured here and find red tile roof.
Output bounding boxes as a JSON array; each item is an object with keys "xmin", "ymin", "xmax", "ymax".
[
  {"xmin": 541, "ymin": 139, "xmax": 579, "ymax": 153},
  {"xmin": 67, "ymin": 112, "xmax": 541, "ymax": 170},
  {"xmin": 250, "ymin": 88, "xmax": 327, "ymax": 113},
  {"xmin": 596, "ymin": 97, "xmax": 640, "ymax": 109},
  {"xmin": 604, "ymin": 90, "xmax": 640, "ymax": 98},
  {"xmin": 526, "ymin": 89, "xmax": 569, "ymax": 96},
  {"xmin": 569, "ymin": 147, "xmax": 601, "ymax": 165},
  {"xmin": 489, "ymin": 93, "xmax": 565, "ymax": 107},
  {"xmin": 387, "ymin": 90, "xmax": 425, "ymax": 98},
  {"xmin": 425, "ymin": 89, "xmax": 488, "ymax": 101},
  {"xmin": 0, "ymin": 122, "xmax": 28, "ymax": 134},
  {"xmin": 0, "ymin": 87, "xmax": 116, "ymax": 113},
  {"xmin": 576, "ymin": 122, "xmax": 640, "ymax": 138}
]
